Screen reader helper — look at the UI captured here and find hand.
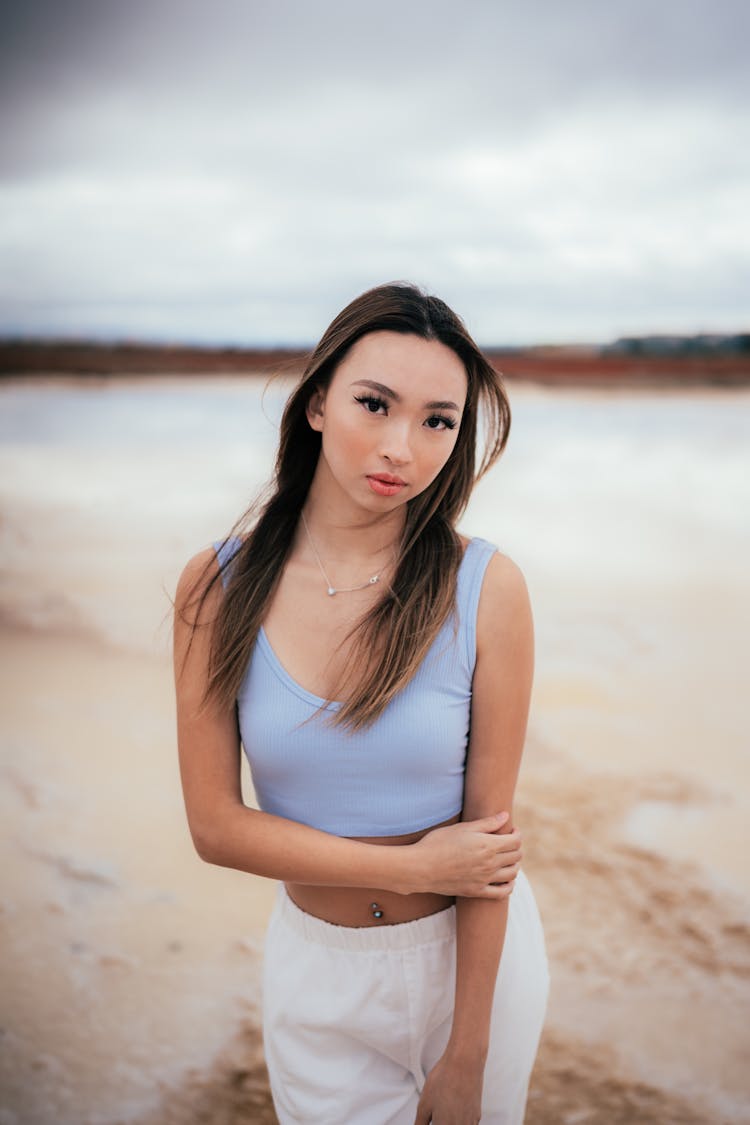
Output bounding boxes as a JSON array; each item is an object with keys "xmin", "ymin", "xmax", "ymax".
[
  {"xmin": 410, "ymin": 813, "xmax": 522, "ymax": 898},
  {"xmin": 414, "ymin": 1051, "xmax": 484, "ymax": 1124}
]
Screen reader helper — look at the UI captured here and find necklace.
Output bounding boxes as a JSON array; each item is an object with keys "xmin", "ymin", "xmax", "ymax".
[{"xmin": 301, "ymin": 511, "xmax": 394, "ymax": 597}]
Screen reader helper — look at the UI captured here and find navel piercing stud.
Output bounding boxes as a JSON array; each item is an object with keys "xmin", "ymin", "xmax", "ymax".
[{"xmin": 370, "ymin": 902, "xmax": 384, "ymax": 920}]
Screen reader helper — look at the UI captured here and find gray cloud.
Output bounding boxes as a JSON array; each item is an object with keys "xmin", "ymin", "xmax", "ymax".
[{"xmin": 1, "ymin": 0, "xmax": 748, "ymax": 343}]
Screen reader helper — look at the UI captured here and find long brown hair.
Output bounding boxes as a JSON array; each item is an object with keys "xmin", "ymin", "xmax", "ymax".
[{"xmin": 180, "ymin": 281, "xmax": 511, "ymax": 732}]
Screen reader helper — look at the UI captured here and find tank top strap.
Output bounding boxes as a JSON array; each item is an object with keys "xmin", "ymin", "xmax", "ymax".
[
  {"xmin": 212, "ymin": 535, "xmax": 244, "ymax": 590},
  {"xmin": 456, "ymin": 536, "xmax": 499, "ymax": 671}
]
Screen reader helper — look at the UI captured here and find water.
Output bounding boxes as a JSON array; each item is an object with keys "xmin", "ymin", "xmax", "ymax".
[
  {"xmin": 1, "ymin": 373, "xmax": 748, "ymax": 813},
  {"xmin": 2, "ymin": 377, "xmax": 748, "ymax": 594}
]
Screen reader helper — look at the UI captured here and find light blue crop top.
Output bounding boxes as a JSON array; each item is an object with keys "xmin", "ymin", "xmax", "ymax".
[{"xmin": 212, "ymin": 534, "xmax": 498, "ymax": 837}]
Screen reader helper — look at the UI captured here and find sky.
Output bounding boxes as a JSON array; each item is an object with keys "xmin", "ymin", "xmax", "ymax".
[{"xmin": 1, "ymin": 0, "xmax": 748, "ymax": 346}]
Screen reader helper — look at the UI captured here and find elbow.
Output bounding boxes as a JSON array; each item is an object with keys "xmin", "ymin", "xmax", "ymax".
[
  {"xmin": 185, "ymin": 799, "xmax": 254, "ymax": 869},
  {"xmin": 188, "ymin": 801, "xmax": 246, "ymax": 867},
  {"xmin": 190, "ymin": 821, "xmax": 221, "ymax": 865}
]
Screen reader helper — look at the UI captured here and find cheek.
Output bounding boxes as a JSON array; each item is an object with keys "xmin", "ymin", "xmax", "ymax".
[
  {"xmin": 424, "ymin": 431, "xmax": 460, "ymax": 475},
  {"xmin": 323, "ymin": 411, "xmax": 371, "ymax": 464}
]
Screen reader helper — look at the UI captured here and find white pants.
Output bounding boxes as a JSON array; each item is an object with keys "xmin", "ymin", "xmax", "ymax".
[{"xmin": 261, "ymin": 869, "xmax": 551, "ymax": 1124}]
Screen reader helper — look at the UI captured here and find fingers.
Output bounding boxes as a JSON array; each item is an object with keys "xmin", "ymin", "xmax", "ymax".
[
  {"xmin": 492, "ymin": 829, "xmax": 522, "ymax": 859},
  {"xmin": 493, "ymin": 860, "xmax": 521, "ymax": 883},
  {"xmin": 466, "ymin": 811, "xmax": 509, "ymax": 832},
  {"xmin": 414, "ymin": 1104, "xmax": 429, "ymax": 1125},
  {"xmin": 451, "ymin": 875, "xmax": 518, "ymax": 899},
  {"xmin": 501, "ymin": 828, "xmax": 522, "ymax": 847},
  {"xmin": 465, "ymin": 816, "xmax": 523, "ymax": 851},
  {"xmin": 479, "ymin": 878, "xmax": 517, "ymax": 900}
]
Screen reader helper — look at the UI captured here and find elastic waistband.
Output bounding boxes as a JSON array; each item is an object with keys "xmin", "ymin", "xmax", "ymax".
[{"xmin": 273, "ymin": 883, "xmax": 456, "ymax": 952}]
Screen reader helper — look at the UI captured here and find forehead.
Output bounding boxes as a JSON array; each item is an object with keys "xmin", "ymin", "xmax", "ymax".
[{"xmin": 334, "ymin": 330, "xmax": 468, "ymax": 402}]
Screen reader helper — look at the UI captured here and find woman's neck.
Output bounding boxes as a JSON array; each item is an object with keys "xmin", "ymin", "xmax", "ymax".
[{"xmin": 296, "ymin": 484, "xmax": 404, "ymax": 568}]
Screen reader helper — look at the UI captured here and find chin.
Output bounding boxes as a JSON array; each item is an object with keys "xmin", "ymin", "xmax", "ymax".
[{"xmin": 357, "ymin": 492, "xmax": 407, "ymax": 519}]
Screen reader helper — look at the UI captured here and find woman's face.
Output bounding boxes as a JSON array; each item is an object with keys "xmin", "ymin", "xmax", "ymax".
[{"xmin": 305, "ymin": 330, "xmax": 468, "ymax": 513}]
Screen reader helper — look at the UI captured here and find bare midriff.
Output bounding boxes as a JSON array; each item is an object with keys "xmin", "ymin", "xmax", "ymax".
[{"xmin": 284, "ymin": 812, "xmax": 461, "ymax": 927}]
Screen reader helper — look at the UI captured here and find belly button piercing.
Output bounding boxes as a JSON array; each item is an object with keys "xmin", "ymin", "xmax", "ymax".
[{"xmin": 370, "ymin": 902, "xmax": 384, "ymax": 920}]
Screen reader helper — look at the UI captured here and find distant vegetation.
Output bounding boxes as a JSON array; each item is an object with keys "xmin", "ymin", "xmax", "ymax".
[
  {"xmin": 1, "ymin": 334, "xmax": 748, "ymax": 386},
  {"xmin": 603, "ymin": 334, "xmax": 750, "ymax": 356}
]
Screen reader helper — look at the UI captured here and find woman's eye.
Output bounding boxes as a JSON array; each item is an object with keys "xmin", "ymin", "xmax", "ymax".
[
  {"xmin": 354, "ymin": 394, "xmax": 387, "ymax": 414},
  {"xmin": 426, "ymin": 415, "xmax": 457, "ymax": 431}
]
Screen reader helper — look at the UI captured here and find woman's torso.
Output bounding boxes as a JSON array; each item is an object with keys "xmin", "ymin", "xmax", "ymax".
[
  {"xmin": 284, "ymin": 814, "xmax": 461, "ymax": 926},
  {"xmin": 217, "ymin": 531, "xmax": 486, "ymax": 927}
]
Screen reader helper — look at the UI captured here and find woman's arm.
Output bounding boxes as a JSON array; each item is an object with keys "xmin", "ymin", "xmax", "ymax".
[
  {"xmin": 173, "ymin": 549, "xmax": 521, "ymax": 900},
  {"xmin": 415, "ymin": 551, "xmax": 534, "ymax": 1124}
]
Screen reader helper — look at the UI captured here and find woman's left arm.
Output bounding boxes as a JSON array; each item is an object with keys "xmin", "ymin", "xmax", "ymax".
[{"xmin": 415, "ymin": 552, "xmax": 534, "ymax": 1124}]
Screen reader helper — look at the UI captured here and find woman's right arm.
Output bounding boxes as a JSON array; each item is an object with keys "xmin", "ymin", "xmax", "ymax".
[{"xmin": 173, "ymin": 549, "xmax": 521, "ymax": 900}]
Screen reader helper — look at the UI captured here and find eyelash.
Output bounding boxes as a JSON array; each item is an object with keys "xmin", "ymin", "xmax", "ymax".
[{"xmin": 353, "ymin": 394, "xmax": 457, "ymax": 431}]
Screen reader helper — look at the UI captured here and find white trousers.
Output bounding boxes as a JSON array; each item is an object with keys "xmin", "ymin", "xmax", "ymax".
[{"xmin": 261, "ymin": 869, "xmax": 550, "ymax": 1124}]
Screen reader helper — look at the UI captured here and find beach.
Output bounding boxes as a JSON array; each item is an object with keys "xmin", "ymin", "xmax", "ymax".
[{"xmin": 1, "ymin": 375, "xmax": 748, "ymax": 1124}]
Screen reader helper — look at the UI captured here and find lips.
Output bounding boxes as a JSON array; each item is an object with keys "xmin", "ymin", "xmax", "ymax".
[
  {"xmin": 366, "ymin": 474, "xmax": 407, "ymax": 497},
  {"xmin": 367, "ymin": 473, "xmax": 407, "ymax": 486}
]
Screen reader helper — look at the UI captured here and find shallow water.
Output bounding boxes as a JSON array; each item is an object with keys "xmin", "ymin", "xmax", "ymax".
[
  {"xmin": 3, "ymin": 376, "xmax": 747, "ymax": 876},
  {"xmin": 2, "ymin": 376, "xmax": 747, "ymax": 631}
]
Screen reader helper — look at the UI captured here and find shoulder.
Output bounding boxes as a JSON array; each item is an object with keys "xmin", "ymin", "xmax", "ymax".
[
  {"xmin": 475, "ymin": 549, "xmax": 533, "ymax": 659},
  {"xmin": 174, "ymin": 546, "xmax": 224, "ymax": 627},
  {"xmin": 479, "ymin": 548, "xmax": 529, "ymax": 605},
  {"xmin": 177, "ymin": 545, "xmax": 222, "ymax": 596}
]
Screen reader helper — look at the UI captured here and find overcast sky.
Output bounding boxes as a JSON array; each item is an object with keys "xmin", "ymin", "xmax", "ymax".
[{"xmin": 1, "ymin": 0, "xmax": 748, "ymax": 345}]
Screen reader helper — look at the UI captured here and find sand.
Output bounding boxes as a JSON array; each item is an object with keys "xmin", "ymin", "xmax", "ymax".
[
  {"xmin": 4, "ymin": 624, "xmax": 748, "ymax": 1123},
  {"xmin": 1, "ymin": 377, "xmax": 748, "ymax": 1124}
]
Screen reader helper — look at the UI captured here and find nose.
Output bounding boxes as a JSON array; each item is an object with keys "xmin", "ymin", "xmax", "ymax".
[{"xmin": 380, "ymin": 420, "xmax": 413, "ymax": 466}]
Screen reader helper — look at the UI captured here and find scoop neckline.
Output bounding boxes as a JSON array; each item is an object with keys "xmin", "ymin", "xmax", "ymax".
[
  {"xmin": 256, "ymin": 624, "xmax": 344, "ymax": 710},
  {"xmin": 254, "ymin": 536, "xmax": 483, "ymax": 710}
]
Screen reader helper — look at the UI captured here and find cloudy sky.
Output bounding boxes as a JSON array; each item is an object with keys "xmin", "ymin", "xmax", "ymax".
[{"xmin": 1, "ymin": 0, "xmax": 748, "ymax": 345}]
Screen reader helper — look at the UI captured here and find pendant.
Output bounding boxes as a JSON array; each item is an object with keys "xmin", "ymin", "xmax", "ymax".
[{"xmin": 327, "ymin": 587, "xmax": 336, "ymax": 596}]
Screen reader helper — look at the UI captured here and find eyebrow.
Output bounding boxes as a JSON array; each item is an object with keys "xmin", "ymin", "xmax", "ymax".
[{"xmin": 350, "ymin": 379, "xmax": 461, "ymax": 412}]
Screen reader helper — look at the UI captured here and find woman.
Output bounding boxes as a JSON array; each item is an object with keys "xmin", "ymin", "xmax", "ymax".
[{"xmin": 173, "ymin": 282, "xmax": 550, "ymax": 1124}]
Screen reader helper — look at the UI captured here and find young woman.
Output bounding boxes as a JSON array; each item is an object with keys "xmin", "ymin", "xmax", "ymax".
[{"xmin": 173, "ymin": 282, "xmax": 550, "ymax": 1124}]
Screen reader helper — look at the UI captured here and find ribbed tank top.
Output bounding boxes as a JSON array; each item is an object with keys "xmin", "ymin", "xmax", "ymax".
[{"xmin": 212, "ymin": 534, "xmax": 498, "ymax": 836}]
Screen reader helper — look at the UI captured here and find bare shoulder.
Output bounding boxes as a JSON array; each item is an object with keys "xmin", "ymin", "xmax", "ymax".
[
  {"xmin": 178, "ymin": 545, "xmax": 221, "ymax": 586},
  {"xmin": 475, "ymin": 549, "xmax": 533, "ymax": 657},
  {"xmin": 173, "ymin": 545, "xmax": 227, "ymax": 695},
  {"xmin": 174, "ymin": 545, "xmax": 223, "ymax": 627},
  {"xmin": 479, "ymin": 548, "xmax": 530, "ymax": 607}
]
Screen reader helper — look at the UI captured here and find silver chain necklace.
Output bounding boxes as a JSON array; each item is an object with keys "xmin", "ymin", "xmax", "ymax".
[{"xmin": 301, "ymin": 510, "xmax": 394, "ymax": 596}]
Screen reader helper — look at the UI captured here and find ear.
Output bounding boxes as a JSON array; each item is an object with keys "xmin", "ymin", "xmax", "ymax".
[{"xmin": 305, "ymin": 384, "xmax": 326, "ymax": 432}]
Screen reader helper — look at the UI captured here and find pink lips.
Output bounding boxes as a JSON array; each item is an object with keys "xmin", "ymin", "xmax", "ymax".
[{"xmin": 367, "ymin": 474, "xmax": 407, "ymax": 497}]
